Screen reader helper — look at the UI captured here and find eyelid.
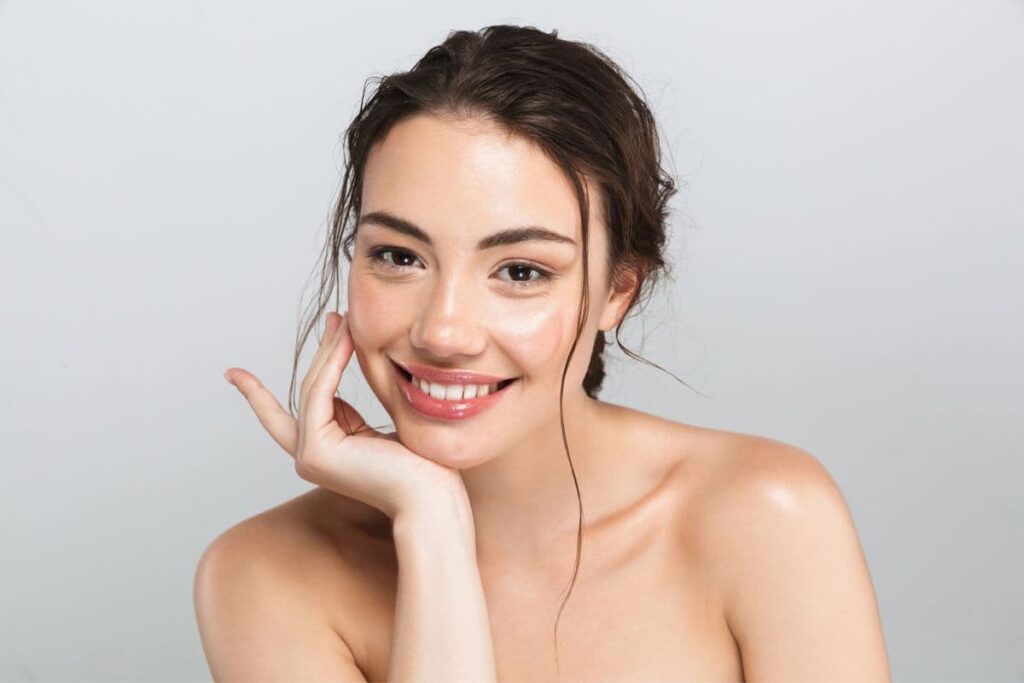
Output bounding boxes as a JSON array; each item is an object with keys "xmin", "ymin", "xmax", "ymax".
[{"xmin": 365, "ymin": 245, "xmax": 555, "ymax": 287}]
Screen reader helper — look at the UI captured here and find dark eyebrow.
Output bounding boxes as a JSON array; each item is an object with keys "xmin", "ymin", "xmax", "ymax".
[{"xmin": 357, "ymin": 210, "xmax": 577, "ymax": 250}]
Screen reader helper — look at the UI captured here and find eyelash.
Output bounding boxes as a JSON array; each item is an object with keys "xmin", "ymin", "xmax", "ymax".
[{"xmin": 366, "ymin": 246, "xmax": 555, "ymax": 289}]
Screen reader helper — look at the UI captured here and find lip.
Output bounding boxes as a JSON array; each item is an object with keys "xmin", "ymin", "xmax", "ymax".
[
  {"xmin": 391, "ymin": 359, "xmax": 518, "ymax": 421},
  {"xmin": 390, "ymin": 358, "xmax": 517, "ymax": 385}
]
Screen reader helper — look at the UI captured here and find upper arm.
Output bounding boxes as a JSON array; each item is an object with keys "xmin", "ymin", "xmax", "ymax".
[
  {"xmin": 708, "ymin": 442, "xmax": 891, "ymax": 682},
  {"xmin": 193, "ymin": 521, "xmax": 368, "ymax": 682}
]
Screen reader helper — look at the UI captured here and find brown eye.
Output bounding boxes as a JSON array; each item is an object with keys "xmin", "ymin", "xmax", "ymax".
[
  {"xmin": 497, "ymin": 262, "xmax": 553, "ymax": 288},
  {"xmin": 368, "ymin": 247, "xmax": 421, "ymax": 270},
  {"xmin": 367, "ymin": 247, "xmax": 554, "ymax": 290}
]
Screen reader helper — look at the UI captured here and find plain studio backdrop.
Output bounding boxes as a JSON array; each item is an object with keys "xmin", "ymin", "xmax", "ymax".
[{"xmin": 1, "ymin": 1, "xmax": 1021, "ymax": 680}]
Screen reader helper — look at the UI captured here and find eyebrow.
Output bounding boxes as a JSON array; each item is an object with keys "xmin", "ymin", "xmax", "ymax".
[{"xmin": 357, "ymin": 210, "xmax": 577, "ymax": 251}]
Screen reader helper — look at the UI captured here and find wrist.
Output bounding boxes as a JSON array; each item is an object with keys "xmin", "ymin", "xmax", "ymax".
[{"xmin": 392, "ymin": 487, "xmax": 476, "ymax": 551}]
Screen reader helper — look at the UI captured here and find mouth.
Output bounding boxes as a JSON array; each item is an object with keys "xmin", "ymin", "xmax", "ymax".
[
  {"xmin": 390, "ymin": 358, "xmax": 518, "ymax": 393},
  {"xmin": 390, "ymin": 358, "xmax": 519, "ymax": 421}
]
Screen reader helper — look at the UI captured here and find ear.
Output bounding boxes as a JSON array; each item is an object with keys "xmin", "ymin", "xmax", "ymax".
[{"xmin": 597, "ymin": 266, "xmax": 640, "ymax": 332}]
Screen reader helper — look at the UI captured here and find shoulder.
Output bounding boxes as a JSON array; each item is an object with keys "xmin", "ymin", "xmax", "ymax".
[
  {"xmin": 685, "ymin": 428, "xmax": 860, "ymax": 594},
  {"xmin": 194, "ymin": 488, "xmax": 353, "ymax": 587},
  {"xmin": 192, "ymin": 490, "xmax": 376, "ymax": 680},
  {"xmin": 696, "ymin": 430, "xmax": 843, "ymax": 512},
  {"xmin": 196, "ymin": 486, "xmax": 391, "ymax": 566},
  {"xmin": 193, "ymin": 490, "xmax": 341, "ymax": 627},
  {"xmin": 670, "ymin": 427, "xmax": 844, "ymax": 559},
  {"xmin": 193, "ymin": 489, "xmax": 389, "ymax": 672},
  {"xmin": 684, "ymin": 430, "xmax": 891, "ymax": 679}
]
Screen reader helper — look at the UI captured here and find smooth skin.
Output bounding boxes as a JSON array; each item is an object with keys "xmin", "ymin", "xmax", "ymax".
[
  {"xmin": 195, "ymin": 113, "xmax": 891, "ymax": 681},
  {"xmin": 221, "ymin": 311, "xmax": 470, "ymax": 522},
  {"xmin": 212, "ymin": 312, "xmax": 495, "ymax": 680}
]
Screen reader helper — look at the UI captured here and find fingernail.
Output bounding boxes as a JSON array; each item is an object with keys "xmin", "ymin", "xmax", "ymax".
[{"xmin": 223, "ymin": 370, "xmax": 234, "ymax": 386}]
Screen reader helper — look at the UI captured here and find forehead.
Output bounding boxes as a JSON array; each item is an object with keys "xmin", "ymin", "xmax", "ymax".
[{"xmin": 360, "ymin": 113, "xmax": 602, "ymax": 247}]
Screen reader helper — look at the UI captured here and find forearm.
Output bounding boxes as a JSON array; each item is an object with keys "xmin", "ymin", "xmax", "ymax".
[{"xmin": 387, "ymin": 490, "xmax": 497, "ymax": 682}]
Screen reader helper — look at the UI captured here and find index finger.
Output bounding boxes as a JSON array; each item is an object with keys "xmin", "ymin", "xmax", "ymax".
[{"xmin": 228, "ymin": 368, "xmax": 299, "ymax": 456}]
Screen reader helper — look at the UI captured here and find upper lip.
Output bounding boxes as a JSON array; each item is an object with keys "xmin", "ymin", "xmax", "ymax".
[{"xmin": 391, "ymin": 358, "xmax": 516, "ymax": 385}]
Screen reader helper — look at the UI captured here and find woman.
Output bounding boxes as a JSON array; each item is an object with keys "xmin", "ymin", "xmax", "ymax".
[{"xmin": 196, "ymin": 24, "xmax": 891, "ymax": 681}]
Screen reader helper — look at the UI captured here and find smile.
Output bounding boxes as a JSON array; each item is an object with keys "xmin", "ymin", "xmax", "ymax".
[{"xmin": 391, "ymin": 359, "xmax": 519, "ymax": 421}]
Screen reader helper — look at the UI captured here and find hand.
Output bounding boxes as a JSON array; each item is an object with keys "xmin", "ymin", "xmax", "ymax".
[{"xmin": 223, "ymin": 311, "xmax": 469, "ymax": 521}]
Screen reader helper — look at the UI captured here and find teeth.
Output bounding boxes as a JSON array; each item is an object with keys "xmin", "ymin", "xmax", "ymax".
[{"xmin": 412, "ymin": 375, "xmax": 498, "ymax": 401}]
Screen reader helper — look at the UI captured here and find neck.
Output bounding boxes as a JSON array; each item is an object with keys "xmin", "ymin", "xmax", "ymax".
[{"xmin": 458, "ymin": 391, "xmax": 622, "ymax": 574}]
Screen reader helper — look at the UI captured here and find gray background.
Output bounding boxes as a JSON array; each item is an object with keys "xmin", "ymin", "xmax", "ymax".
[{"xmin": 2, "ymin": 0, "xmax": 1021, "ymax": 680}]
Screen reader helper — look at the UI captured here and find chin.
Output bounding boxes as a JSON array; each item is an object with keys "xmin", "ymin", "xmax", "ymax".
[{"xmin": 392, "ymin": 426, "xmax": 496, "ymax": 470}]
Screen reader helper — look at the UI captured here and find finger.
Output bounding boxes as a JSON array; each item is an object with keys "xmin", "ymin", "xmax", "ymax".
[
  {"xmin": 306, "ymin": 312, "xmax": 355, "ymax": 429},
  {"xmin": 296, "ymin": 312, "xmax": 344, "ymax": 457},
  {"xmin": 332, "ymin": 395, "xmax": 378, "ymax": 438},
  {"xmin": 299, "ymin": 312, "xmax": 343, "ymax": 412},
  {"xmin": 227, "ymin": 368, "xmax": 300, "ymax": 456},
  {"xmin": 302, "ymin": 311, "xmax": 341, "ymax": 394}
]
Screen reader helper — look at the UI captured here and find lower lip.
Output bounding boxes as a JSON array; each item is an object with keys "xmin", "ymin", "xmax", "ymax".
[{"xmin": 392, "ymin": 361, "xmax": 517, "ymax": 421}]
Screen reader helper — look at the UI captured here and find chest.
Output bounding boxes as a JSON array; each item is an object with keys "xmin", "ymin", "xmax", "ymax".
[{"xmin": 349, "ymin": 521, "xmax": 743, "ymax": 681}]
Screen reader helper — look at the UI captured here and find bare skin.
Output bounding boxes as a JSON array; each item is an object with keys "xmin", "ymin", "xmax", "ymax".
[
  {"xmin": 214, "ymin": 411, "xmax": 747, "ymax": 681},
  {"xmin": 197, "ymin": 112, "xmax": 891, "ymax": 680},
  {"xmin": 197, "ymin": 409, "xmax": 890, "ymax": 680}
]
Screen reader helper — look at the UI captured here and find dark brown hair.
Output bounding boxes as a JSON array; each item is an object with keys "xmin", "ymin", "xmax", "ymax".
[{"xmin": 287, "ymin": 24, "xmax": 698, "ymax": 676}]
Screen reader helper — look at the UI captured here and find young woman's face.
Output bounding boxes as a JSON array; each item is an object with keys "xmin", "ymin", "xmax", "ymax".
[{"xmin": 347, "ymin": 113, "xmax": 620, "ymax": 469}]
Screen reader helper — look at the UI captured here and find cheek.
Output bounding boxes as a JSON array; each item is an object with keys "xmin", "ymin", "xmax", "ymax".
[
  {"xmin": 493, "ymin": 302, "xmax": 579, "ymax": 381},
  {"xmin": 346, "ymin": 273, "xmax": 410, "ymax": 344}
]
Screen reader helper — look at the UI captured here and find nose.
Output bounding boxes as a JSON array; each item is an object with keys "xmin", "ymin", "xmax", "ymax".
[{"xmin": 409, "ymin": 273, "xmax": 488, "ymax": 360}]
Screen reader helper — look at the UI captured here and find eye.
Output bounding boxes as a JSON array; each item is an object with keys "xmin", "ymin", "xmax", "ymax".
[
  {"xmin": 367, "ymin": 246, "xmax": 422, "ymax": 271},
  {"xmin": 496, "ymin": 262, "xmax": 554, "ymax": 288},
  {"xmin": 366, "ymin": 247, "xmax": 555, "ymax": 290}
]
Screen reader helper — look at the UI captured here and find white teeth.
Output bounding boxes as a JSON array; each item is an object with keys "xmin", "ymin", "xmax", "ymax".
[{"xmin": 412, "ymin": 375, "xmax": 498, "ymax": 401}]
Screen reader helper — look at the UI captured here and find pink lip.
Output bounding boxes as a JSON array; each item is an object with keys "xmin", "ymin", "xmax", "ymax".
[
  {"xmin": 391, "ymin": 358, "xmax": 515, "ymax": 385},
  {"xmin": 392, "ymin": 361, "xmax": 517, "ymax": 421}
]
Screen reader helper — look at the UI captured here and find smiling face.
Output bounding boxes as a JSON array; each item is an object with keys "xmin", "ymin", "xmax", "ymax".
[{"xmin": 346, "ymin": 112, "xmax": 632, "ymax": 469}]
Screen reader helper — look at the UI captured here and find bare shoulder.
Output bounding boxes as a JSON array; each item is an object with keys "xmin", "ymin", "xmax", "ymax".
[
  {"xmin": 690, "ymin": 428, "xmax": 841, "ymax": 505},
  {"xmin": 195, "ymin": 488, "xmax": 373, "ymax": 585},
  {"xmin": 678, "ymin": 425, "xmax": 854, "ymax": 582},
  {"xmin": 194, "ymin": 485, "xmax": 393, "ymax": 617},
  {"xmin": 193, "ymin": 488, "xmax": 393, "ymax": 679},
  {"xmin": 601, "ymin": 405, "xmax": 827, "ymax": 498},
  {"xmin": 679, "ymin": 427, "xmax": 891, "ymax": 680}
]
